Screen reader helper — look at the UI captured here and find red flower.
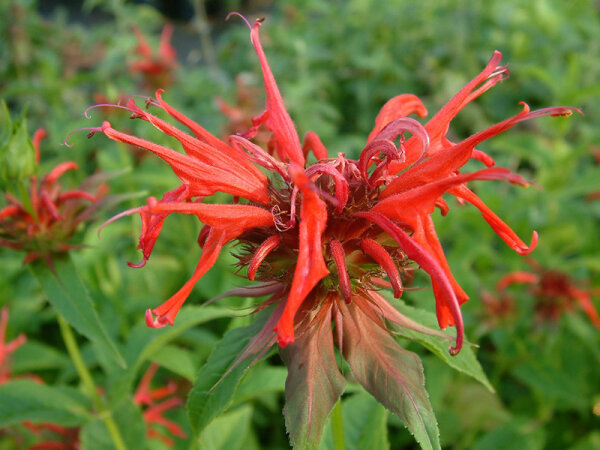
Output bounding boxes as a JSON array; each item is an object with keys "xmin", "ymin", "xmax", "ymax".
[
  {"xmin": 0, "ymin": 307, "xmax": 26, "ymax": 384},
  {"xmin": 131, "ymin": 24, "xmax": 178, "ymax": 90},
  {"xmin": 79, "ymin": 17, "xmax": 579, "ymax": 446},
  {"xmin": 133, "ymin": 363, "xmax": 186, "ymax": 446},
  {"xmin": 497, "ymin": 260, "xmax": 600, "ymax": 328},
  {"xmin": 0, "ymin": 130, "xmax": 106, "ymax": 264}
]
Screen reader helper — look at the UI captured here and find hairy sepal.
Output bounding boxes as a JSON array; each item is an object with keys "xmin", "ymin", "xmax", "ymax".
[
  {"xmin": 280, "ymin": 302, "xmax": 345, "ymax": 450},
  {"xmin": 337, "ymin": 300, "xmax": 440, "ymax": 450}
]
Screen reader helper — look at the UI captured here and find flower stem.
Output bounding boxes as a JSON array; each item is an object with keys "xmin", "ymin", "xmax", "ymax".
[
  {"xmin": 331, "ymin": 398, "xmax": 345, "ymax": 450},
  {"xmin": 57, "ymin": 314, "xmax": 127, "ymax": 450}
]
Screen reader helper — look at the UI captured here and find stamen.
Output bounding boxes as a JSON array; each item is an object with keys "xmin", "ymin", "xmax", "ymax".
[
  {"xmin": 225, "ymin": 12, "xmax": 252, "ymax": 29},
  {"xmin": 63, "ymin": 126, "xmax": 103, "ymax": 147},
  {"xmin": 84, "ymin": 103, "xmax": 134, "ymax": 119},
  {"xmin": 329, "ymin": 239, "xmax": 353, "ymax": 304},
  {"xmin": 360, "ymin": 238, "xmax": 403, "ymax": 298},
  {"xmin": 247, "ymin": 235, "xmax": 282, "ymax": 280}
]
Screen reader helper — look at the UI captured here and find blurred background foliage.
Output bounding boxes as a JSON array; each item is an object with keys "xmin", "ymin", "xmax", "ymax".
[{"xmin": 1, "ymin": 0, "xmax": 599, "ymax": 448}]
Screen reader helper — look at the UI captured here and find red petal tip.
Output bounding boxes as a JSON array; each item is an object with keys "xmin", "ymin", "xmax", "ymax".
[
  {"xmin": 515, "ymin": 231, "xmax": 538, "ymax": 256},
  {"xmin": 276, "ymin": 332, "xmax": 294, "ymax": 348},
  {"xmin": 145, "ymin": 309, "xmax": 169, "ymax": 328}
]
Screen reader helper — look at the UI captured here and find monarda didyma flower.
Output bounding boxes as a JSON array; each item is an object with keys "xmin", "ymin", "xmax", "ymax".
[{"xmin": 76, "ymin": 16, "xmax": 578, "ymax": 448}]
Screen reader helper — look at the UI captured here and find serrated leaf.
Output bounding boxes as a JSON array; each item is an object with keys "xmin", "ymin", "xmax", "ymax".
[
  {"xmin": 391, "ymin": 297, "xmax": 494, "ymax": 392},
  {"xmin": 338, "ymin": 300, "xmax": 440, "ymax": 450},
  {"xmin": 30, "ymin": 256, "xmax": 126, "ymax": 369},
  {"xmin": 187, "ymin": 309, "xmax": 270, "ymax": 436},
  {"xmin": 0, "ymin": 380, "xmax": 90, "ymax": 427},
  {"xmin": 280, "ymin": 305, "xmax": 346, "ymax": 450}
]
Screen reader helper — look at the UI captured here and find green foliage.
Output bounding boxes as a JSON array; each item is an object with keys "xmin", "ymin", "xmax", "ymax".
[{"xmin": 0, "ymin": 0, "xmax": 599, "ymax": 449}]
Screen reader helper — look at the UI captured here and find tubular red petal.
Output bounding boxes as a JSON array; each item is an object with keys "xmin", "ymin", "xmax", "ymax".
[
  {"xmin": 146, "ymin": 202, "xmax": 274, "ymax": 235},
  {"xmin": 158, "ymin": 24, "xmax": 176, "ymax": 61},
  {"xmin": 58, "ymin": 190, "xmax": 97, "ymax": 203},
  {"xmin": 302, "ymin": 131, "xmax": 329, "ymax": 160},
  {"xmin": 359, "ymin": 238, "xmax": 403, "ymax": 298},
  {"xmin": 32, "ymin": 129, "xmax": 47, "ymax": 164},
  {"xmin": 247, "ymin": 235, "xmax": 282, "ymax": 280},
  {"xmin": 367, "ymin": 94, "xmax": 428, "ymax": 143},
  {"xmin": 452, "ymin": 185, "xmax": 539, "ymax": 255},
  {"xmin": 43, "ymin": 162, "xmax": 78, "ymax": 187},
  {"xmin": 496, "ymin": 271, "xmax": 540, "ymax": 291},
  {"xmin": 249, "ymin": 21, "xmax": 304, "ymax": 166},
  {"xmin": 570, "ymin": 288, "xmax": 600, "ymax": 329},
  {"xmin": 276, "ymin": 165, "xmax": 329, "ymax": 346},
  {"xmin": 147, "ymin": 229, "xmax": 227, "ymax": 327},
  {"xmin": 0, "ymin": 205, "xmax": 21, "ymax": 221},
  {"xmin": 355, "ymin": 211, "xmax": 464, "ymax": 355},
  {"xmin": 101, "ymin": 121, "xmax": 269, "ymax": 203},
  {"xmin": 329, "ymin": 240, "xmax": 353, "ymax": 304}
]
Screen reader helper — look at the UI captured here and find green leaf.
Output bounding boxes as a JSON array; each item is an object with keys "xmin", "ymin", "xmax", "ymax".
[
  {"xmin": 0, "ymin": 380, "xmax": 90, "ymax": 427},
  {"xmin": 232, "ymin": 365, "xmax": 287, "ymax": 404},
  {"xmin": 127, "ymin": 305, "xmax": 235, "ymax": 370},
  {"xmin": 149, "ymin": 344, "xmax": 198, "ymax": 382},
  {"xmin": 339, "ymin": 300, "xmax": 440, "ymax": 450},
  {"xmin": 11, "ymin": 339, "xmax": 71, "ymax": 373},
  {"xmin": 30, "ymin": 256, "xmax": 126, "ymax": 369},
  {"xmin": 0, "ymin": 101, "xmax": 37, "ymax": 182},
  {"xmin": 341, "ymin": 392, "xmax": 389, "ymax": 450},
  {"xmin": 280, "ymin": 306, "xmax": 346, "ymax": 450},
  {"xmin": 80, "ymin": 399, "xmax": 146, "ymax": 450},
  {"xmin": 187, "ymin": 309, "xmax": 270, "ymax": 436},
  {"xmin": 198, "ymin": 405, "xmax": 254, "ymax": 450},
  {"xmin": 391, "ymin": 298, "xmax": 494, "ymax": 392}
]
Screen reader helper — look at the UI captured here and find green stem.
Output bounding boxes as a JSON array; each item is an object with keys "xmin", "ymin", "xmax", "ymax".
[
  {"xmin": 57, "ymin": 314, "xmax": 127, "ymax": 450},
  {"xmin": 331, "ymin": 398, "xmax": 345, "ymax": 450}
]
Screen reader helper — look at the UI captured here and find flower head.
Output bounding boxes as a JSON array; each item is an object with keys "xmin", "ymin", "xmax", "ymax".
[
  {"xmin": 497, "ymin": 260, "xmax": 600, "ymax": 328},
  {"xmin": 133, "ymin": 363, "xmax": 187, "ymax": 446},
  {"xmin": 131, "ymin": 24, "xmax": 178, "ymax": 90},
  {"xmin": 79, "ymin": 18, "xmax": 579, "ymax": 446},
  {"xmin": 0, "ymin": 129, "xmax": 107, "ymax": 264}
]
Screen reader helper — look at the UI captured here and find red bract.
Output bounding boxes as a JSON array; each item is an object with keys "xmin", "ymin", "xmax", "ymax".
[
  {"xmin": 133, "ymin": 363, "xmax": 186, "ymax": 446},
  {"xmin": 0, "ymin": 130, "xmax": 106, "ymax": 265},
  {"xmin": 497, "ymin": 260, "xmax": 600, "ymax": 328},
  {"xmin": 81, "ymin": 18, "xmax": 579, "ymax": 446},
  {"xmin": 131, "ymin": 25, "xmax": 178, "ymax": 90}
]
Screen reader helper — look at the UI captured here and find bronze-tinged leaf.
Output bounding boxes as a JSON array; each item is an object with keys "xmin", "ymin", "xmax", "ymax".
[
  {"xmin": 337, "ymin": 300, "xmax": 440, "ymax": 450},
  {"xmin": 280, "ymin": 301, "xmax": 345, "ymax": 450}
]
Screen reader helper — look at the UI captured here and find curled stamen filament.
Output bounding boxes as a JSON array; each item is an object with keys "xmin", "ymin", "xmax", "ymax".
[
  {"xmin": 329, "ymin": 239, "xmax": 353, "ymax": 304},
  {"xmin": 247, "ymin": 235, "xmax": 282, "ymax": 281},
  {"xmin": 84, "ymin": 103, "xmax": 135, "ymax": 119},
  {"xmin": 360, "ymin": 238, "xmax": 403, "ymax": 298},
  {"xmin": 63, "ymin": 126, "xmax": 103, "ymax": 147}
]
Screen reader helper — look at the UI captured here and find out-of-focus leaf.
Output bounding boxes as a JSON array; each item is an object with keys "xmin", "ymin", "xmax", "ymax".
[
  {"xmin": 472, "ymin": 419, "xmax": 546, "ymax": 450},
  {"xmin": 197, "ymin": 405, "xmax": 253, "ymax": 450},
  {"xmin": 11, "ymin": 340, "xmax": 70, "ymax": 373},
  {"xmin": 80, "ymin": 399, "xmax": 146, "ymax": 450},
  {"xmin": 0, "ymin": 380, "xmax": 90, "ymax": 427},
  {"xmin": 187, "ymin": 309, "xmax": 269, "ymax": 436},
  {"xmin": 339, "ymin": 301, "xmax": 440, "ymax": 450},
  {"xmin": 232, "ymin": 365, "xmax": 287, "ymax": 404},
  {"xmin": 342, "ymin": 392, "xmax": 389, "ymax": 450},
  {"xmin": 149, "ymin": 344, "xmax": 197, "ymax": 381},
  {"xmin": 280, "ymin": 306, "xmax": 345, "ymax": 450},
  {"xmin": 391, "ymin": 298, "xmax": 494, "ymax": 392},
  {"xmin": 30, "ymin": 256, "xmax": 126, "ymax": 369}
]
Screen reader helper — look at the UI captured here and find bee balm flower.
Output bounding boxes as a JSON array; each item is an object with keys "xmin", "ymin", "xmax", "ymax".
[{"xmin": 80, "ymin": 16, "xmax": 579, "ymax": 446}]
